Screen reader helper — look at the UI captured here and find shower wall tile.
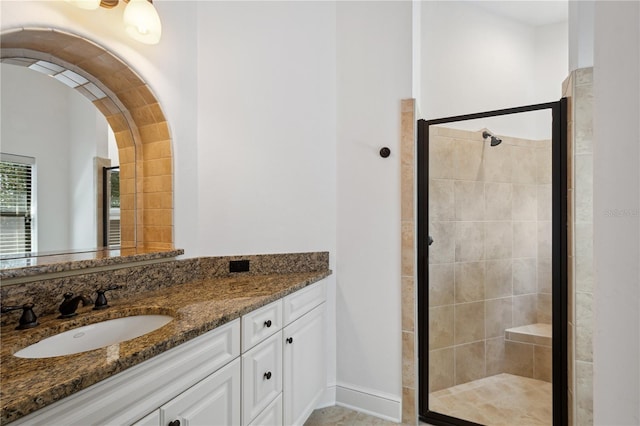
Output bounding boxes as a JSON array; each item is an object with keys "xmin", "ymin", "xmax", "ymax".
[
  {"xmin": 575, "ymin": 222, "xmax": 593, "ymax": 259},
  {"xmin": 576, "ymin": 360, "xmax": 594, "ymax": 425},
  {"xmin": 486, "ymin": 337, "xmax": 505, "ymax": 376},
  {"xmin": 536, "ymin": 145, "xmax": 552, "ymax": 184},
  {"xmin": 484, "ymin": 221, "xmax": 513, "ymax": 260},
  {"xmin": 454, "ymin": 301, "xmax": 485, "ymax": 345},
  {"xmin": 483, "ymin": 143, "xmax": 512, "ymax": 183},
  {"xmin": 513, "ymin": 258, "xmax": 537, "ymax": 295},
  {"xmin": 504, "ymin": 341, "xmax": 534, "ymax": 378},
  {"xmin": 402, "ymin": 221, "xmax": 415, "ymax": 277},
  {"xmin": 429, "ymin": 263, "xmax": 454, "ymax": 307},
  {"xmin": 575, "ymin": 67, "xmax": 593, "ymax": 86},
  {"xmin": 576, "ymin": 292, "xmax": 593, "ymax": 330},
  {"xmin": 485, "ymin": 182, "xmax": 512, "ymax": 220},
  {"xmin": 537, "ymin": 221, "xmax": 552, "ymax": 261},
  {"xmin": 429, "ymin": 221, "xmax": 455, "ymax": 264},
  {"xmin": 454, "ymin": 139, "xmax": 484, "ymax": 181},
  {"xmin": 429, "ymin": 348, "xmax": 454, "ymax": 392},
  {"xmin": 513, "ymin": 221, "xmax": 537, "ymax": 258},
  {"xmin": 513, "ymin": 294, "xmax": 537, "ymax": 327},
  {"xmin": 511, "ymin": 146, "xmax": 537, "ymax": 184},
  {"xmin": 575, "ymin": 255, "xmax": 594, "ymax": 293},
  {"xmin": 402, "ymin": 276, "xmax": 415, "ymax": 332},
  {"xmin": 455, "ymin": 222, "xmax": 484, "ymax": 262},
  {"xmin": 403, "ymin": 331, "xmax": 415, "ymax": 388},
  {"xmin": 575, "ymin": 83, "xmax": 594, "ymax": 154},
  {"xmin": 537, "ymin": 293, "xmax": 552, "ymax": 324},
  {"xmin": 429, "ymin": 136, "xmax": 456, "ymax": 179},
  {"xmin": 575, "ymin": 154, "xmax": 593, "ymax": 223},
  {"xmin": 576, "ymin": 324, "xmax": 593, "ymax": 362},
  {"xmin": 430, "ymin": 179, "xmax": 455, "ymax": 221},
  {"xmin": 485, "ymin": 297, "xmax": 512, "ymax": 338},
  {"xmin": 455, "ymin": 341, "xmax": 486, "ymax": 385},
  {"xmin": 537, "ymin": 258, "xmax": 552, "ymax": 293},
  {"xmin": 454, "ymin": 261, "xmax": 485, "ymax": 303},
  {"xmin": 429, "ymin": 306, "xmax": 454, "ymax": 350},
  {"xmin": 537, "ymin": 184, "xmax": 552, "ymax": 221},
  {"xmin": 533, "ymin": 344, "xmax": 552, "ymax": 382},
  {"xmin": 485, "ymin": 259, "xmax": 512, "ymax": 299},
  {"xmin": 512, "ymin": 184, "xmax": 537, "ymax": 220},
  {"xmin": 454, "ymin": 181, "xmax": 485, "ymax": 220}
]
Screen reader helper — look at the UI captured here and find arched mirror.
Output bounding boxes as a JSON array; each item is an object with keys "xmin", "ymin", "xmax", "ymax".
[
  {"xmin": 1, "ymin": 59, "xmax": 126, "ymax": 256},
  {"xmin": 0, "ymin": 28, "xmax": 174, "ymax": 272}
]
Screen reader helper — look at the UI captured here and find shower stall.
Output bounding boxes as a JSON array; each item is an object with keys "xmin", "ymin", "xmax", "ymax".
[{"xmin": 417, "ymin": 101, "xmax": 568, "ymax": 425}]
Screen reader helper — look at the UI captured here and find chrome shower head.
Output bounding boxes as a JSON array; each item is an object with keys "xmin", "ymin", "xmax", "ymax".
[{"xmin": 482, "ymin": 130, "xmax": 502, "ymax": 147}]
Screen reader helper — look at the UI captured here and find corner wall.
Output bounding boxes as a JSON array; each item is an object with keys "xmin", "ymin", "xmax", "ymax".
[
  {"xmin": 336, "ymin": 1, "xmax": 412, "ymax": 421},
  {"xmin": 592, "ymin": 2, "xmax": 640, "ymax": 424}
]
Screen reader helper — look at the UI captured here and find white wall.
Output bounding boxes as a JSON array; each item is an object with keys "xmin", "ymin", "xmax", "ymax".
[
  {"xmin": 592, "ymin": 2, "xmax": 640, "ymax": 424},
  {"xmin": 68, "ymin": 91, "xmax": 108, "ymax": 250},
  {"xmin": 420, "ymin": 1, "xmax": 567, "ymax": 140},
  {"xmin": 336, "ymin": 1, "xmax": 412, "ymax": 419},
  {"xmin": 568, "ymin": 0, "xmax": 594, "ymax": 71},
  {"xmin": 1, "ymin": 63, "xmax": 106, "ymax": 253}
]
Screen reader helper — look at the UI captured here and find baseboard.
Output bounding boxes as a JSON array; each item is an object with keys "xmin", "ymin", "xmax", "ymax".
[
  {"xmin": 317, "ymin": 385, "xmax": 337, "ymax": 408},
  {"xmin": 335, "ymin": 383, "xmax": 402, "ymax": 422}
]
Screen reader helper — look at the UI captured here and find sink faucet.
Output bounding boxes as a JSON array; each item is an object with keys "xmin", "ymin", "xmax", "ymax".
[
  {"xmin": 1, "ymin": 303, "xmax": 38, "ymax": 329},
  {"xmin": 58, "ymin": 293, "xmax": 93, "ymax": 319},
  {"xmin": 93, "ymin": 285, "xmax": 122, "ymax": 310}
]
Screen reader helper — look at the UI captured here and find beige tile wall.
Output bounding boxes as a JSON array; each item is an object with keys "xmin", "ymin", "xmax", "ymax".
[
  {"xmin": 427, "ymin": 126, "xmax": 553, "ymax": 392},
  {"xmin": 564, "ymin": 68, "xmax": 594, "ymax": 426},
  {"xmin": 0, "ymin": 28, "xmax": 174, "ymax": 250},
  {"xmin": 400, "ymin": 99, "xmax": 417, "ymax": 424}
]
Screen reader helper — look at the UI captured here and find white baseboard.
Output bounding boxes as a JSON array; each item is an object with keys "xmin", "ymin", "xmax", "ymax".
[
  {"xmin": 335, "ymin": 383, "xmax": 402, "ymax": 423},
  {"xmin": 317, "ymin": 385, "xmax": 337, "ymax": 408}
]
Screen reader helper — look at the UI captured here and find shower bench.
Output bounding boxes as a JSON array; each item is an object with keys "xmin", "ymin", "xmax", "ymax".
[{"xmin": 504, "ymin": 323, "xmax": 552, "ymax": 382}]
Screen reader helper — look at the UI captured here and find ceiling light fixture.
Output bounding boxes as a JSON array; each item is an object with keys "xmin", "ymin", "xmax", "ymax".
[{"xmin": 66, "ymin": 0, "xmax": 162, "ymax": 45}]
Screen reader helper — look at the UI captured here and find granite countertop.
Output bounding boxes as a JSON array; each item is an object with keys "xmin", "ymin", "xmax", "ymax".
[{"xmin": 0, "ymin": 270, "xmax": 331, "ymax": 424}]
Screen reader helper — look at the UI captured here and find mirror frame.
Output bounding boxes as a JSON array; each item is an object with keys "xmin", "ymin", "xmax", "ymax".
[{"xmin": 1, "ymin": 28, "xmax": 174, "ymax": 258}]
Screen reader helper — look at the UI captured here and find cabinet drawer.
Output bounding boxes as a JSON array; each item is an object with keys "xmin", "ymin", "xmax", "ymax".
[
  {"xmin": 161, "ymin": 358, "xmax": 241, "ymax": 426},
  {"xmin": 248, "ymin": 393, "xmax": 282, "ymax": 426},
  {"xmin": 283, "ymin": 280, "xmax": 326, "ymax": 325},
  {"xmin": 242, "ymin": 331, "xmax": 282, "ymax": 426},
  {"xmin": 242, "ymin": 299, "xmax": 282, "ymax": 352}
]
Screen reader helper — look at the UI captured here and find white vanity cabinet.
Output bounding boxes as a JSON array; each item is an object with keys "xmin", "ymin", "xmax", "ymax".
[
  {"xmin": 8, "ymin": 279, "xmax": 327, "ymax": 426},
  {"xmin": 282, "ymin": 284, "xmax": 326, "ymax": 426}
]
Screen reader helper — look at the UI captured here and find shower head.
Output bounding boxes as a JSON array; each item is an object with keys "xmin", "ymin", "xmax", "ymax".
[{"xmin": 482, "ymin": 130, "xmax": 502, "ymax": 147}]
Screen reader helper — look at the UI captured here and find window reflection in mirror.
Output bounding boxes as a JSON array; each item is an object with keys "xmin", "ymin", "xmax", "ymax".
[{"xmin": 0, "ymin": 61, "xmax": 122, "ymax": 259}]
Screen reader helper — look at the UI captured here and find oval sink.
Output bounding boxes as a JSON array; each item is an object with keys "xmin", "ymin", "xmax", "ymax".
[{"xmin": 14, "ymin": 315, "xmax": 173, "ymax": 359}]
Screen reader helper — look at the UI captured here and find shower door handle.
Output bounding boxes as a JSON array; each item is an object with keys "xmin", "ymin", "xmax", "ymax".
[{"xmin": 428, "ymin": 235, "xmax": 434, "ymax": 246}]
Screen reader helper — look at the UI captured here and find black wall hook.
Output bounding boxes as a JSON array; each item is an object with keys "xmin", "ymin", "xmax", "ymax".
[{"xmin": 379, "ymin": 147, "xmax": 391, "ymax": 158}]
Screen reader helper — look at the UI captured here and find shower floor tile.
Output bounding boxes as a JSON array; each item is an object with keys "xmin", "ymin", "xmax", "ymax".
[{"xmin": 429, "ymin": 373, "xmax": 552, "ymax": 425}]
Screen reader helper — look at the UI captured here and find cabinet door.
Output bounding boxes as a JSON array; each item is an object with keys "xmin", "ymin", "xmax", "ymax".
[
  {"xmin": 242, "ymin": 331, "xmax": 282, "ymax": 425},
  {"xmin": 283, "ymin": 303, "xmax": 326, "ymax": 426},
  {"xmin": 161, "ymin": 358, "xmax": 241, "ymax": 426},
  {"xmin": 248, "ymin": 394, "xmax": 282, "ymax": 426}
]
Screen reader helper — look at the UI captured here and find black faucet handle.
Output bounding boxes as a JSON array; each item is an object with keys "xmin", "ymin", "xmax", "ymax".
[
  {"xmin": 1, "ymin": 303, "xmax": 38, "ymax": 330},
  {"xmin": 93, "ymin": 285, "xmax": 122, "ymax": 310}
]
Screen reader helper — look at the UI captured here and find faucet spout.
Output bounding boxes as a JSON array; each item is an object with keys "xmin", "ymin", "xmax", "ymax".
[{"xmin": 58, "ymin": 293, "xmax": 93, "ymax": 318}]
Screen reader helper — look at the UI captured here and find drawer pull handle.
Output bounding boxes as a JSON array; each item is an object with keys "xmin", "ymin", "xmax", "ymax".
[
  {"xmin": 264, "ymin": 371, "xmax": 272, "ymax": 380},
  {"xmin": 169, "ymin": 421, "xmax": 181, "ymax": 426},
  {"xmin": 264, "ymin": 320, "xmax": 272, "ymax": 328},
  {"xmin": 286, "ymin": 337, "xmax": 293, "ymax": 344}
]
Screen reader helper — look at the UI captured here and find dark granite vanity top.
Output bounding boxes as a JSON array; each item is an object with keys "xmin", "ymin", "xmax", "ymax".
[{"xmin": 0, "ymin": 269, "xmax": 331, "ymax": 424}]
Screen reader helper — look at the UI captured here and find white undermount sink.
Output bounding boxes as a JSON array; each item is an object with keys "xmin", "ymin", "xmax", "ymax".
[{"xmin": 14, "ymin": 315, "xmax": 173, "ymax": 359}]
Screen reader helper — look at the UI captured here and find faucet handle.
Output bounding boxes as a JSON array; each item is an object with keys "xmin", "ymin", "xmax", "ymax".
[
  {"xmin": 1, "ymin": 303, "xmax": 38, "ymax": 330},
  {"xmin": 93, "ymin": 285, "xmax": 122, "ymax": 310}
]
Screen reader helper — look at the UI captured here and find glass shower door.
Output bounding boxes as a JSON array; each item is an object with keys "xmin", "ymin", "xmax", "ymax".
[{"xmin": 418, "ymin": 102, "xmax": 567, "ymax": 426}]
